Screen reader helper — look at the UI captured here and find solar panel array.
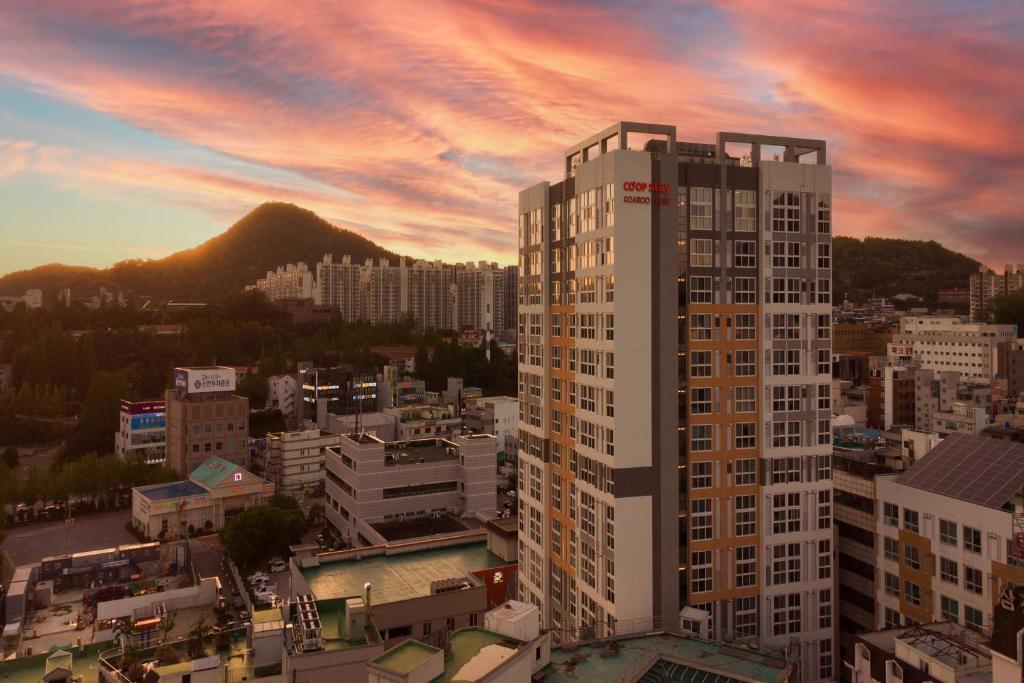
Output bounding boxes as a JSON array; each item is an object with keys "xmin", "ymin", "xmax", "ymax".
[{"xmin": 897, "ymin": 433, "xmax": 1024, "ymax": 509}]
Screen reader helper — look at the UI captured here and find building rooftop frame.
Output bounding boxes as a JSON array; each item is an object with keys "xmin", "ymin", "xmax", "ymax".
[
  {"xmin": 716, "ymin": 131, "xmax": 827, "ymax": 165},
  {"xmin": 564, "ymin": 121, "xmax": 678, "ymax": 177},
  {"xmin": 562, "ymin": 122, "xmax": 827, "ymax": 177}
]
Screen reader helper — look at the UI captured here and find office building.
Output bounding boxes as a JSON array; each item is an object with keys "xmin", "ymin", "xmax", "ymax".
[
  {"xmin": 887, "ymin": 317, "xmax": 1017, "ymax": 383},
  {"xmin": 131, "ymin": 456, "xmax": 272, "ymax": 540},
  {"xmin": 114, "ymin": 399, "xmax": 166, "ymax": 465},
  {"xmin": 264, "ymin": 429, "xmax": 340, "ymax": 495},
  {"xmin": 516, "ymin": 122, "xmax": 834, "ymax": 680},
  {"xmin": 164, "ymin": 367, "xmax": 249, "ymax": 475},
  {"xmin": 324, "ymin": 432, "xmax": 497, "ymax": 547},
  {"xmin": 875, "ymin": 434, "xmax": 1024, "ymax": 633},
  {"xmin": 297, "ymin": 364, "xmax": 378, "ymax": 422},
  {"xmin": 970, "ymin": 264, "xmax": 1024, "ymax": 321}
]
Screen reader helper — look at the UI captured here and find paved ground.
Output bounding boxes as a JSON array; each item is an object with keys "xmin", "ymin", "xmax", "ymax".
[{"xmin": 2, "ymin": 510, "xmax": 134, "ymax": 566}]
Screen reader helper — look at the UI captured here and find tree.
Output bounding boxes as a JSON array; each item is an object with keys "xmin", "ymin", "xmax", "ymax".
[
  {"xmin": 1, "ymin": 447, "xmax": 18, "ymax": 470},
  {"xmin": 307, "ymin": 502, "xmax": 324, "ymax": 527},
  {"xmin": 21, "ymin": 464, "xmax": 48, "ymax": 507},
  {"xmin": 186, "ymin": 617, "xmax": 211, "ymax": 659},
  {"xmin": 984, "ymin": 290, "xmax": 1024, "ymax": 328},
  {"xmin": 67, "ymin": 371, "xmax": 131, "ymax": 457},
  {"xmin": 220, "ymin": 504, "xmax": 308, "ymax": 568}
]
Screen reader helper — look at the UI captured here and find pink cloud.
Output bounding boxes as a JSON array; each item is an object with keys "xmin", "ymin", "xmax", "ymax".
[{"xmin": 0, "ymin": 0, "xmax": 1021, "ymax": 268}]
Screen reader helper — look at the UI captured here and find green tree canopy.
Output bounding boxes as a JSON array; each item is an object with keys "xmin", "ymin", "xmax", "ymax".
[{"xmin": 220, "ymin": 504, "xmax": 308, "ymax": 569}]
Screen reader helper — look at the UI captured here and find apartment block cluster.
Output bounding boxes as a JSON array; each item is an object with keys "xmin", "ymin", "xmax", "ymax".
[
  {"xmin": 0, "ymin": 288, "xmax": 41, "ymax": 312},
  {"xmin": 971, "ymin": 263, "xmax": 1024, "ymax": 321},
  {"xmin": 249, "ymin": 254, "xmax": 518, "ymax": 333}
]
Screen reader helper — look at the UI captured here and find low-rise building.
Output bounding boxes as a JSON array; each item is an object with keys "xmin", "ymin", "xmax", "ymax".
[
  {"xmin": 875, "ymin": 434, "xmax": 1024, "ymax": 633},
  {"xmin": 293, "ymin": 534, "xmax": 515, "ymax": 648},
  {"xmin": 932, "ymin": 401, "xmax": 989, "ymax": 437},
  {"xmin": 367, "ymin": 601, "xmax": 550, "ymax": 683},
  {"xmin": 264, "ymin": 429, "xmax": 340, "ymax": 495},
  {"xmin": 114, "ymin": 399, "xmax": 166, "ymax": 465},
  {"xmin": 132, "ymin": 456, "xmax": 273, "ymax": 540},
  {"xmin": 464, "ymin": 396, "xmax": 518, "ymax": 465},
  {"xmin": 328, "ymin": 404, "xmax": 461, "ymax": 446},
  {"xmin": 324, "ymin": 432, "xmax": 497, "ymax": 547},
  {"xmin": 913, "ymin": 368, "xmax": 991, "ymax": 434},
  {"xmin": 847, "ymin": 622, "xmax": 992, "ymax": 683},
  {"xmin": 267, "ymin": 373, "xmax": 300, "ymax": 419}
]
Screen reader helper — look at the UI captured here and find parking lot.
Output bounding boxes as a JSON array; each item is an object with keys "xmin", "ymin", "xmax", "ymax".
[{"xmin": 2, "ymin": 510, "xmax": 134, "ymax": 567}]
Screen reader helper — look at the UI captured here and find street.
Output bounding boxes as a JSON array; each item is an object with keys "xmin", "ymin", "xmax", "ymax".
[{"xmin": 1, "ymin": 509, "xmax": 134, "ymax": 566}]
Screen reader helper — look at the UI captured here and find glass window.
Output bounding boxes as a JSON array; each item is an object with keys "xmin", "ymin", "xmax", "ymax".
[
  {"xmin": 965, "ymin": 526, "xmax": 982, "ymax": 553},
  {"xmin": 940, "ymin": 557, "xmax": 959, "ymax": 585},
  {"xmin": 691, "ymin": 239, "xmax": 714, "ymax": 267}
]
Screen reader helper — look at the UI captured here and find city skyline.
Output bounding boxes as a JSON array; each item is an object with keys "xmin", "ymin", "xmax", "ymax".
[{"xmin": 1, "ymin": 0, "xmax": 1022, "ymax": 276}]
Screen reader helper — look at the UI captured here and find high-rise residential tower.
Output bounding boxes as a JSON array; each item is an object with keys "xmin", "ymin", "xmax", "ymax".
[{"xmin": 516, "ymin": 122, "xmax": 834, "ymax": 681}]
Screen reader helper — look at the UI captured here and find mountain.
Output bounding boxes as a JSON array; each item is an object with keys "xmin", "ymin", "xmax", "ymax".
[
  {"xmin": 0, "ymin": 203, "xmax": 397, "ymax": 301},
  {"xmin": 832, "ymin": 236, "xmax": 980, "ymax": 302},
  {"xmin": 0, "ymin": 204, "xmax": 982, "ymax": 304}
]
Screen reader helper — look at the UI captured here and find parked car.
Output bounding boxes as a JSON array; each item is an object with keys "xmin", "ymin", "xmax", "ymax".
[
  {"xmin": 268, "ymin": 558, "xmax": 286, "ymax": 573},
  {"xmin": 247, "ymin": 572, "xmax": 269, "ymax": 585}
]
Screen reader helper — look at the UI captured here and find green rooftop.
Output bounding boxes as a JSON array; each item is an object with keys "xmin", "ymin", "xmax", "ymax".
[
  {"xmin": 372, "ymin": 640, "xmax": 439, "ymax": 674},
  {"xmin": 302, "ymin": 542, "xmax": 505, "ymax": 604},
  {"xmin": 546, "ymin": 633, "xmax": 790, "ymax": 682},
  {"xmin": 252, "ymin": 608, "xmax": 282, "ymax": 625},
  {"xmin": 189, "ymin": 455, "xmax": 243, "ymax": 489},
  {"xmin": 0, "ymin": 642, "xmax": 107, "ymax": 683},
  {"xmin": 437, "ymin": 629, "xmax": 516, "ymax": 683}
]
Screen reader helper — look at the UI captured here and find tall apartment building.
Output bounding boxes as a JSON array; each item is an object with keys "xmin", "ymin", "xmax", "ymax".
[
  {"xmin": 970, "ymin": 264, "xmax": 1024, "ymax": 321},
  {"xmin": 516, "ymin": 122, "xmax": 834, "ymax": 681},
  {"xmin": 248, "ymin": 262, "xmax": 315, "ymax": 301},
  {"xmin": 874, "ymin": 434, "xmax": 1024, "ymax": 634},
  {"xmin": 313, "ymin": 254, "xmax": 514, "ymax": 333},
  {"xmin": 887, "ymin": 317, "xmax": 1017, "ymax": 383},
  {"xmin": 164, "ymin": 367, "xmax": 250, "ymax": 475}
]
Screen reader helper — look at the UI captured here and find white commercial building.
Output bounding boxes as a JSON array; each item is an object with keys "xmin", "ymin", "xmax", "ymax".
[
  {"xmin": 324, "ymin": 432, "xmax": 497, "ymax": 547},
  {"xmin": 888, "ymin": 317, "xmax": 1017, "ymax": 383},
  {"xmin": 114, "ymin": 400, "xmax": 167, "ymax": 465},
  {"xmin": 265, "ymin": 429, "xmax": 341, "ymax": 495},
  {"xmin": 267, "ymin": 373, "xmax": 300, "ymax": 419}
]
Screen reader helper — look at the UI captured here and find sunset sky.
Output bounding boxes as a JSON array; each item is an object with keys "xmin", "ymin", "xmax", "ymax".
[{"xmin": 0, "ymin": 1, "xmax": 1021, "ymax": 276}]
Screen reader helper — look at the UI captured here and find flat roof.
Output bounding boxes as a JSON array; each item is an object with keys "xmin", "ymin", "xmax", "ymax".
[
  {"xmin": 439, "ymin": 629, "xmax": 515, "ymax": 682},
  {"xmin": 370, "ymin": 516, "xmax": 470, "ymax": 542},
  {"xmin": 0, "ymin": 643, "xmax": 107, "ymax": 683},
  {"xmin": 546, "ymin": 633, "xmax": 790, "ymax": 682},
  {"xmin": 384, "ymin": 442, "xmax": 457, "ymax": 466},
  {"xmin": 137, "ymin": 480, "xmax": 207, "ymax": 501},
  {"xmin": 372, "ymin": 640, "xmax": 439, "ymax": 674},
  {"xmin": 302, "ymin": 542, "xmax": 505, "ymax": 605}
]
